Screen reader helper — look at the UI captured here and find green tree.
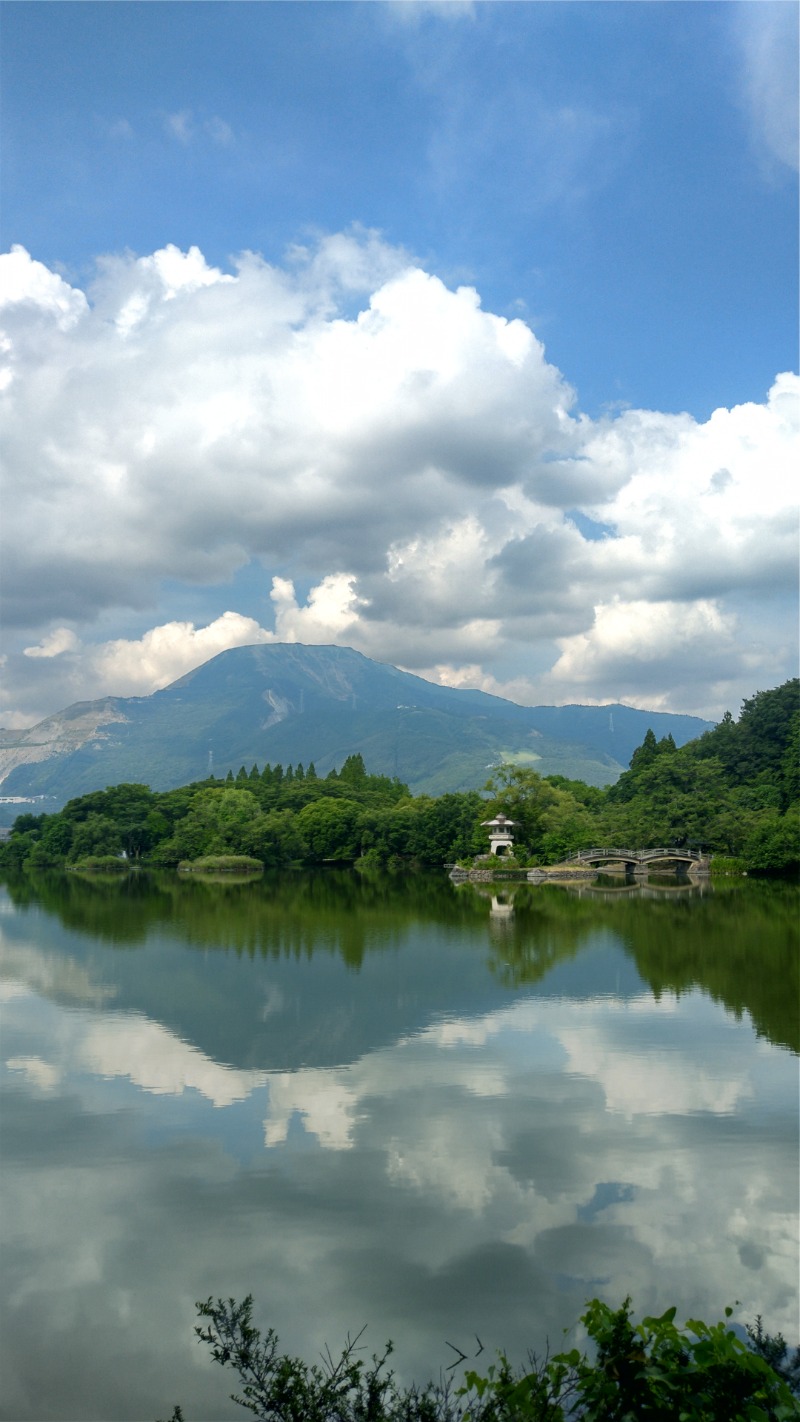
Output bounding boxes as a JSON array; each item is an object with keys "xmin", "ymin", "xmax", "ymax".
[
  {"xmin": 296, "ymin": 798, "xmax": 363, "ymax": 861},
  {"xmin": 781, "ymin": 711, "xmax": 800, "ymax": 809},
  {"xmin": 0, "ymin": 830, "xmax": 40, "ymax": 872},
  {"xmin": 9, "ymin": 811, "xmax": 45, "ymax": 835},
  {"xmin": 339, "ymin": 753, "xmax": 367, "ymax": 786},
  {"xmin": 744, "ymin": 805, "xmax": 800, "ymax": 874},
  {"xmin": 629, "ymin": 727, "xmax": 659, "ymax": 772},
  {"xmin": 68, "ymin": 813, "xmax": 122, "ymax": 862},
  {"xmin": 158, "ymin": 788, "xmax": 262, "ymax": 862},
  {"xmin": 695, "ymin": 680, "xmax": 800, "ymax": 795},
  {"xmin": 358, "ymin": 806, "xmax": 419, "ymax": 863},
  {"xmin": 410, "ymin": 792, "xmax": 486, "ymax": 861},
  {"xmin": 538, "ymin": 788, "xmax": 595, "ymax": 862},
  {"xmin": 25, "ymin": 815, "xmax": 73, "ymax": 866},
  {"xmin": 483, "ymin": 765, "xmax": 559, "ymax": 855},
  {"xmin": 241, "ymin": 809, "xmax": 306, "ymax": 866}
]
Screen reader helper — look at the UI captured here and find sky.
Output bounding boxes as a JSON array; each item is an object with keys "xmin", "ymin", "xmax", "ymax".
[{"xmin": 0, "ymin": 0, "xmax": 797, "ymax": 729}]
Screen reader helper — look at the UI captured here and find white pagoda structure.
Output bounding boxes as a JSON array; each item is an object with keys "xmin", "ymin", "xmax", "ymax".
[{"xmin": 481, "ymin": 813, "xmax": 516, "ymax": 857}]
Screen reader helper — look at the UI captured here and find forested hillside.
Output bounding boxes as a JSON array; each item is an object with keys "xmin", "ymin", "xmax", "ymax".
[{"xmin": 2, "ymin": 681, "xmax": 797, "ymax": 876}]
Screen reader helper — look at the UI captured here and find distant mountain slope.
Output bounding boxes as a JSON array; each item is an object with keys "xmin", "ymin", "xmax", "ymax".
[{"xmin": 0, "ymin": 643, "xmax": 713, "ymax": 813}]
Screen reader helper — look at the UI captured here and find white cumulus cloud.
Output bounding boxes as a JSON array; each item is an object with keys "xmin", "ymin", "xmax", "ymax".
[{"xmin": 0, "ymin": 236, "xmax": 797, "ymax": 724}]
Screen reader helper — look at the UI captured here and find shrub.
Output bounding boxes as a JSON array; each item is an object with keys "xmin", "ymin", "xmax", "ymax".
[
  {"xmin": 710, "ymin": 856, "xmax": 748, "ymax": 876},
  {"xmin": 177, "ymin": 855, "xmax": 264, "ymax": 873},
  {"xmin": 158, "ymin": 1294, "xmax": 800, "ymax": 1421}
]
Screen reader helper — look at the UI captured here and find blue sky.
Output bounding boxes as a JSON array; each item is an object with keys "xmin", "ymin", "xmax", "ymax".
[
  {"xmin": 4, "ymin": 1, "xmax": 796, "ymax": 416},
  {"xmin": 0, "ymin": 1, "xmax": 797, "ymax": 726}
]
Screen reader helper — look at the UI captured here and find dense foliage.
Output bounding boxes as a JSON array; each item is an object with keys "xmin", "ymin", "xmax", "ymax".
[
  {"xmin": 158, "ymin": 1294, "xmax": 800, "ymax": 1421},
  {"xmin": 2, "ymin": 681, "xmax": 797, "ymax": 875}
]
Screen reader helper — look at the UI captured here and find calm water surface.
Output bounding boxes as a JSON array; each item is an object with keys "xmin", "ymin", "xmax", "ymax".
[{"xmin": 1, "ymin": 869, "xmax": 797, "ymax": 1421}]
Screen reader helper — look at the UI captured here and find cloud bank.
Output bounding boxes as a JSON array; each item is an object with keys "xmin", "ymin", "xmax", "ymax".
[{"xmin": 1, "ymin": 236, "xmax": 797, "ymax": 724}]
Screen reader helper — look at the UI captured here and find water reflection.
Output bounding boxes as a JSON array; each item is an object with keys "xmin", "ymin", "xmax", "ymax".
[
  {"xmin": 4, "ymin": 870, "xmax": 797, "ymax": 1050},
  {"xmin": 0, "ymin": 872, "xmax": 797, "ymax": 1421}
]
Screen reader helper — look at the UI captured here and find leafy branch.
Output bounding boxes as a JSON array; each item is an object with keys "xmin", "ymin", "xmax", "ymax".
[{"xmin": 158, "ymin": 1294, "xmax": 800, "ymax": 1422}]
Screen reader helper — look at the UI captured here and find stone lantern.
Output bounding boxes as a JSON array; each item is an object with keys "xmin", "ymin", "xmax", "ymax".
[{"xmin": 481, "ymin": 813, "xmax": 516, "ymax": 856}]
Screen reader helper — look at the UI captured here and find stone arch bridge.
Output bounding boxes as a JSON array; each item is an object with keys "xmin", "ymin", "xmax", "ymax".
[{"xmin": 562, "ymin": 847, "xmax": 710, "ymax": 875}]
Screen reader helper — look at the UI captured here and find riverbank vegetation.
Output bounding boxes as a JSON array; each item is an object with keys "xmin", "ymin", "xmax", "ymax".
[
  {"xmin": 157, "ymin": 1293, "xmax": 800, "ymax": 1421},
  {"xmin": 178, "ymin": 854, "xmax": 264, "ymax": 873},
  {"xmin": 2, "ymin": 680, "xmax": 797, "ymax": 877}
]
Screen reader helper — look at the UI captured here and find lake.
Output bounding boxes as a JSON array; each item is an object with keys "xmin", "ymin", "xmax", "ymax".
[{"xmin": 0, "ymin": 869, "xmax": 797, "ymax": 1421}]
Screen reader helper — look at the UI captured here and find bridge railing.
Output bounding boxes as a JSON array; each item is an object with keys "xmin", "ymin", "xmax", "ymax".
[
  {"xmin": 563, "ymin": 846, "xmax": 703, "ymax": 863},
  {"xmin": 564, "ymin": 847, "xmax": 638, "ymax": 861},
  {"xmin": 638, "ymin": 846, "xmax": 703, "ymax": 862}
]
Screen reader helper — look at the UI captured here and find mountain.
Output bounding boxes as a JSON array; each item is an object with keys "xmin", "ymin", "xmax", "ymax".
[{"xmin": 0, "ymin": 643, "xmax": 713, "ymax": 815}]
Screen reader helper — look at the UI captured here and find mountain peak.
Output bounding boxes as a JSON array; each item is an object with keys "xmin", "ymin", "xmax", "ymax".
[{"xmin": 0, "ymin": 643, "xmax": 713, "ymax": 816}]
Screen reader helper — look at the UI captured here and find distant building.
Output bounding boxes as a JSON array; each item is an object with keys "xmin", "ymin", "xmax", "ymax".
[{"xmin": 481, "ymin": 813, "xmax": 516, "ymax": 857}]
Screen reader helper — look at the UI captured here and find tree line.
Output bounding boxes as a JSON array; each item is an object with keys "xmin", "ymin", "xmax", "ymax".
[{"xmin": 1, "ymin": 680, "xmax": 797, "ymax": 875}]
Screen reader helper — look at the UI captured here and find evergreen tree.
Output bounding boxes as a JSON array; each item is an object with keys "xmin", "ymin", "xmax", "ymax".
[
  {"xmin": 629, "ymin": 727, "xmax": 658, "ymax": 772},
  {"xmin": 340, "ymin": 753, "xmax": 367, "ymax": 785}
]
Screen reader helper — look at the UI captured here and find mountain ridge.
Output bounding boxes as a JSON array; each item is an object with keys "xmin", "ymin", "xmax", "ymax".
[{"xmin": 0, "ymin": 643, "xmax": 714, "ymax": 816}]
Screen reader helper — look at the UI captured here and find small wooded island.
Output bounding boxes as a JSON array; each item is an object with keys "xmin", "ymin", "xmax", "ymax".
[{"xmin": 1, "ymin": 680, "xmax": 797, "ymax": 878}]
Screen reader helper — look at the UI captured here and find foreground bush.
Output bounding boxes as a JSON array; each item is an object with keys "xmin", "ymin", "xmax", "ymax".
[{"xmin": 158, "ymin": 1294, "xmax": 800, "ymax": 1421}]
